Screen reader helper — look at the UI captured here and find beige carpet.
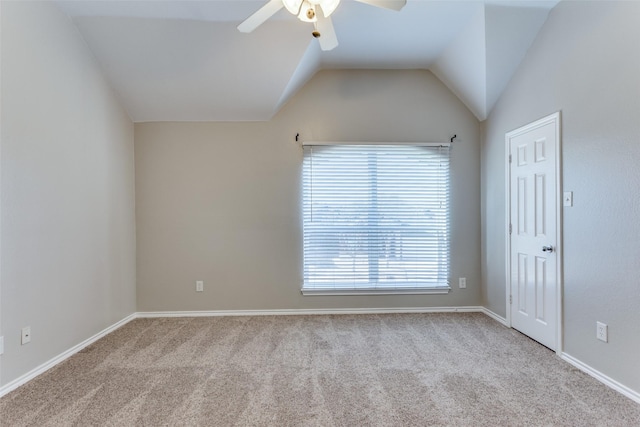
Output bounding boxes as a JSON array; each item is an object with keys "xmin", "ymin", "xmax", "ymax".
[{"xmin": 1, "ymin": 313, "xmax": 639, "ymax": 426}]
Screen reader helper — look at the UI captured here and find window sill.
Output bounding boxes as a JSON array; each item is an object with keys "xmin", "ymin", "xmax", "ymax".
[{"xmin": 301, "ymin": 287, "xmax": 451, "ymax": 296}]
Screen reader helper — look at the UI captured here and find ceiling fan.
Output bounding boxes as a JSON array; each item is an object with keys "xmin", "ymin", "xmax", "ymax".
[{"xmin": 237, "ymin": 0, "xmax": 407, "ymax": 51}]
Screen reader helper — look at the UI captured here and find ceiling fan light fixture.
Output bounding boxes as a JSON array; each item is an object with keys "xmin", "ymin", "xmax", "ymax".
[
  {"xmin": 284, "ymin": 0, "xmax": 315, "ymax": 23},
  {"xmin": 282, "ymin": 0, "xmax": 341, "ymax": 22}
]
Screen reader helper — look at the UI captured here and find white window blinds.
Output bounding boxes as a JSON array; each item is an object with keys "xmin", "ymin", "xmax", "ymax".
[{"xmin": 302, "ymin": 143, "xmax": 451, "ymax": 295}]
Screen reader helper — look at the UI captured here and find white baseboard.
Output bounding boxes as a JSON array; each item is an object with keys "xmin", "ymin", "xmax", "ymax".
[
  {"xmin": 136, "ymin": 306, "xmax": 487, "ymax": 318},
  {"xmin": 0, "ymin": 313, "xmax": 137, "ymax": 398},
  {"xmin": 560, "ymin": 353, "xmax": 640, "ymax": 404},
  {"xmin": 480, "ymin": 307, "xmax": 508, "ymax": 326}
]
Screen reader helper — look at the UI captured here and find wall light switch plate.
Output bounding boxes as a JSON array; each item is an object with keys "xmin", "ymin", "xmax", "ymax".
[
  {"xmin": 196, "ymin": 280, "xmax": 204, "ymax": 292},
  {"xmin": 0, "ymin": 336, "xmax": 4, "ymax": 355},
  {"xmin": 563, "ymin": 191, "xmax": 573, "ymax": 207}
]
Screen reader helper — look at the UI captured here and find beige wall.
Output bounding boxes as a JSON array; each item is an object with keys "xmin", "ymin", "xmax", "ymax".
[
  {"xmin": 482, "ymin": 1, "xmax": 640, "ymax": 393},
  {"xmin": 136, "ymin": 69, "xmax": 481, "ymax": 311},
  {"xmin": 1, "ymin": 2, "xmax": 136, "ymax": 386}
]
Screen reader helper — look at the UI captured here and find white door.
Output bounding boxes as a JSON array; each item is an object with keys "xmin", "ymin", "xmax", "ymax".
[{"xmin": 507, "ymin": 113, "xmax": 561, "ymax": 350}]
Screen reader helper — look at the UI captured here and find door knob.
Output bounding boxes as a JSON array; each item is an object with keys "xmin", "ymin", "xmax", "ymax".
[{"xmin": 542, "ymin": 245, "xmax": 554, "ymax": 253}]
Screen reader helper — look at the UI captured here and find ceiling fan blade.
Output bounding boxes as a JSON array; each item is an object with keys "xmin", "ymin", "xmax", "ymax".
[
  {"xmin": 237, "ymin": 0, "xmax": 284, "ymax": 33},
  {"xmin": 353, "ymin": 0, "xmax": 406, "ymax": 11},
  {"xmin": 315, "ymin": 12, "xmax": 338, "ymax": 51}
]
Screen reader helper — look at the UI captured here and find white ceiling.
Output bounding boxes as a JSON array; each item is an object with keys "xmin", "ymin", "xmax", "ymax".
[{"xmin": 56, "ymin": 0, "xmax": 558, "ymax": 122}]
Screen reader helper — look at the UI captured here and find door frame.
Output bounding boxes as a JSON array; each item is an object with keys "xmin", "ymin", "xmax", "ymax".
[{"xmin": 504, "ymin": 111, "xmax": 563, "ymax": 354}]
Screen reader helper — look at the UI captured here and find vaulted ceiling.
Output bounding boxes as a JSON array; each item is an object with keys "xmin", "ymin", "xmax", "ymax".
[{"xmin": 55, "ymin": 0, "xmax": 558, "ymax": 122}]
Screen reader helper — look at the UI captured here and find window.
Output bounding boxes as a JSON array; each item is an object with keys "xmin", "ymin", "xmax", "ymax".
[{"xmin": 302, "ymin": 143, "xmax": 451, "ymax": 295}]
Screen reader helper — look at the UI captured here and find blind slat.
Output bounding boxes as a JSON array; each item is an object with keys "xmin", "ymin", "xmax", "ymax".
[{"xmin": 302, "ymin": 144, "xmax": 450, "ymax": 292}]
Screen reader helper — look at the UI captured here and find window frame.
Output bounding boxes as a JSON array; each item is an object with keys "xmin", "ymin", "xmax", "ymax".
[{"xmin": 301, "ymin": 141, "xmax": 452, "ymax": 296}]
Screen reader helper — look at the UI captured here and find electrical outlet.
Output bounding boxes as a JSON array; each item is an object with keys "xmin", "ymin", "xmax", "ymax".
[
  {"xmin": 459, "ymin": 277, "xmax": 467, "ymax": 289},
  {"xmin": 0, "ymin": 336, "xmax": 4, "ymax": 355},
  {"xmin": 21, "ymin": 326, "xmax": 31, "ymax": 345},
  {"xmin": 596, "ymin": 321, "xmax": 608, "ymax": 342},
  {"xmin": 196, "ymin": 280, "xmax": 204, "ymax": 292}
]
